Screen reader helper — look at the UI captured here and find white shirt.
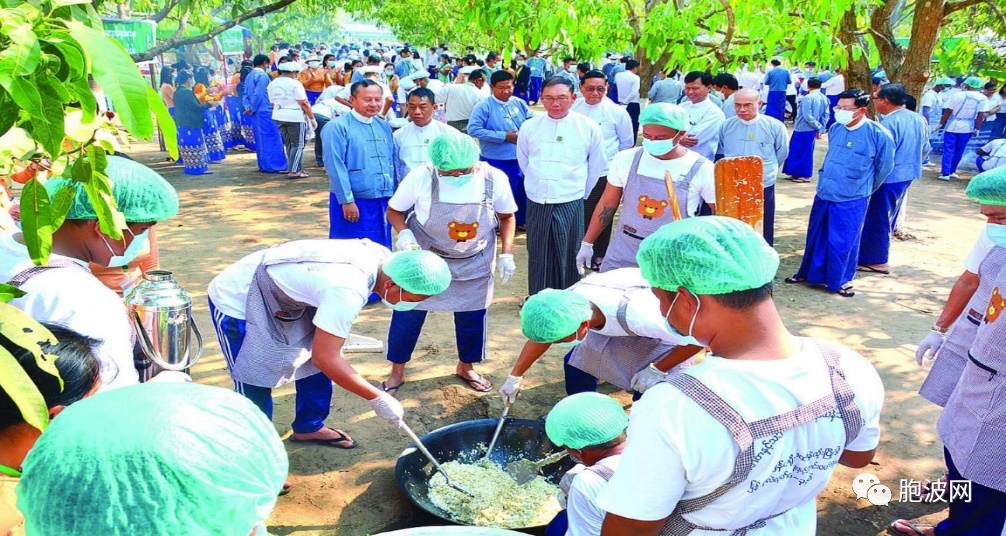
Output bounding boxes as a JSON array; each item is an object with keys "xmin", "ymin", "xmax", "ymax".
[
  {"xmin": 979, "ymin": 139, "xmax": 1006, "ymax": 173},
  {"xmin": 597, "ymin": 338, "xmax": 885, "ymax": 533},
  {"xmin": 320, "ymin": 84, "xmax": 344, "ymax": 101},
  {"xmin": 389, "ymin": 162, "xmax": 518, "ymax": 225},
  {"xmin": 989, "ymin": 93, "xmax": 1004, "ymax": 113},
  {"xmin": 267, "ymin": 76, "xmax": 308, "ymax": 122},
  {"xmin": 392, "ymin": 120, "xmax": 460, "ymax": 179},
  {"xmin": 311, "ymin": 98, "xmax": 349, "ymax": 119},
  {"xmin": 0, "ymin": 233, "xmax": 137, "ymax": 390},
  {"xmin": 821, "ymin": 74, "xmax": 845, "ymax": 96},
  {"xmin": 944, "ymin": 90, "xmax": 990, "ymax": 133},
  {"xmin": 964, "ymin": 227, "xmax": 996, "ymax": 274},
  {"xmin": 436, "ymin": 83, "xmax": 485, "ymax": 121},
  {"xmin": 679, "ymin": 98, "xmax": 726, "ymax": 161},
  {"xmin": 613, "ymin": 70, "xmax": 640, "ymax": 105},
  {"xmin": 207, "ymin": 240, "xmax": 390, "ymax": 338},
  {"xmin": 570, "ymin": 268, "xmax": 684, "ymax": 342},
  {"xmin": 607, "ymin": 148, "xmax": 716, "ymax": 217},
  {"xmin": 566, "ymin": 455, "xmax": 623, "ymax": 536},
  {"xmin": 737, "ymin": 70, "xmax": 761, "ymax": 90},
  {"xmin": 516, "ymin": 111, "xmax": 608, "ymax": 204},
  {"xmin": 570, "ymin": 98, "xmax": 635, "ymax": 174},
  {"xmin": 920, "ymin": 89, "xmax": 942, "ymax": 112}
]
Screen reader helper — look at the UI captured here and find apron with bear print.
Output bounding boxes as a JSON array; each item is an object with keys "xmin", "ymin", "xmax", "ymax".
[
  {"xmin": 407, "ymin": 165, "xmax": 498, "ymax": 312},
  {"xmin": 600, "ymin": 147, "xmax": 707, "ymax": 272}
]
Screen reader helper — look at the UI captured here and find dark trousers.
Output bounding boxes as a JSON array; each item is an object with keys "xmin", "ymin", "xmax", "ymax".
[
  {"xmin": 545, "ymin": 511, "xmax": 568, "ymax": 536},
  {"xmin": 208, "ymin": 299, "xmax": 332, "ymax": 434},
  {"xmin": 276, "ymin": 120, "xmax": 305, "ymax": 173},
  {"xmin": 314, "ymin": 114, "xmax": 330, "ymax": 167},
  {"xmin": 386, "ymin": 309, "xmax": 487, "ymax": 364},
  {"xmin": 626, "ymin": 102, "xmax": 641, "ymax": 141},
  {"xmin": 483, "ymin": 157, "xmax": 526, "ymax": 226},
  {"xmin": 934, "ymin": 448, "xmax": 1006, "ymax": 535},
  {"xmin": 583, "ymin": 176, "xmax": 613, "ymax": 259},
  {"xmin": 526, "ymin": 199, "xmax": 584, "ymax": 295},
  {"xmin": 786, "ymin": 94, "xmax": 797, "ymax": 123},
  {"xmin": 764, "ymin": 184, "xmax": 776, "ymax": 246}
]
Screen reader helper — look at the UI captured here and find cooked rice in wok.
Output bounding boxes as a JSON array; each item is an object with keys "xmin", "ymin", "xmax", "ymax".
[{"xmin": 428, "ymin": 460, "xmax": 562, "ymax": 527}]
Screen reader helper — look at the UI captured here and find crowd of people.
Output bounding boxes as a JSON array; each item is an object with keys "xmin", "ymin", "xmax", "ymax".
[{"xmin": 0, "ymin": 36, "xmax": 1004, "ymax": 536}]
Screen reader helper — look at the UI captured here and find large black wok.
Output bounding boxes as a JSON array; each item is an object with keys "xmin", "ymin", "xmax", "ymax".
[{"xmin": 395, "ymin": 418, "xmax": 575, "ymax": 529}]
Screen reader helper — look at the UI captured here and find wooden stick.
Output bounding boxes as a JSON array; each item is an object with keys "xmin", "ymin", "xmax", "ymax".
[{"xmin": 664, "ymin": 170, "xmax": 682, "ymax": 221}]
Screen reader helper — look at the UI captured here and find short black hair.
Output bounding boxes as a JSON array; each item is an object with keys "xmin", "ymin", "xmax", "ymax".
[
  {"xmin": 871, "ymin": 76, "xmax": 883, "ymax": 86},
  {"xmin": 712, "ymin": 73, "xmax": 738, "ymax": 90},
  {"xmin": 625, "ymin": 59, "xmax": 639, "ymax": 70},
  {"xmin": 806, "ymin": 77, "xmax": 822, "ymax": 89},
  {"xmin": 684, "ymin": 71, "xmax": 713, "ymax": 85},
  {"xmin": 905, "ymin": 94, "xmax": 917, "ymax": 112},
  {"xmin": 581, "ymin": 69, "xmax": 606, "ymax": 82},
  {"xmin": 805, "ymin": 61, "xmax": 816, "ymax": 67},
  {"xmin": 708, "ymin": 282, "xmax": 774, "ymax": 310},
  {"xmin": 175, "ymin": 71, "xmax": 193, "ymax": 85},
  {"xmin": 252, "ymin": 54, "xmax": 270, "ymax": 67},
  {"xmin": 543, "ymin": 76, "xmax": 575, "ymax": 93},
  {"xmin": 490, "ymin": 70, "xmax": 514, "ymax": 85},
  {"xmin": 577, "ymin": 62, "xmax": 592, "ymax": 74},
  {"xmin": 350, "ymin": 78, "xmax": 381, "ymax": 96},
  {"xmin": 468, "ymin": 69, "xmax": 485, "ymax": 83},
  {"xmin": 407, "ymin": 87, "xmax": 436, "ymax": 104},
  {"xmin": 486, "ymin": 52, "xmax": 498, "ymax": 62},
  {"xmin": 837, "ymin": 88, "xmax": 870, "ymax": 108},
  {"xmin": 564, "ymin": 56, "xmax": 575, "ymax": 63},
  {"xmin": 985, "ymin": 81, "xmax": 998, "ymax": 90},
  {"xmin": 770, "ymin": 59, "xmax": 781, "ymax": 66},
  {"xmin": 877, "ymin": 83, "xmax": 909, "ymax": 106}
]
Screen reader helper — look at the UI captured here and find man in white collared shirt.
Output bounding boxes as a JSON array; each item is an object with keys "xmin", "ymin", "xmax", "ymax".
[
  {"xmin": 517, "ymin": 77, "xmax": 606, "ymax": 296},
  {"xmin": 614, "ymin": 59, "xmax": 641, "ymax": 140},
  {"xmin": 678, "ymin": 71, "xmax": 726, "ymax": 161},
  {"xmin": 392, "ymin": 87, "xmax": 459, "ymax": 180},
  {"xmin": 436, "ymin": 66, "xmax": 486, "ymax": 133}
]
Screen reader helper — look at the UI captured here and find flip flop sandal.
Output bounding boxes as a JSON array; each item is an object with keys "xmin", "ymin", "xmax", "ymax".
[
  {"xmin": 791, "ymin": 177, "xmax": 811, "ymax": 183},
  {"xmin": 456, "ymin": 373, "xmax": 492, "ymax": 392},
  {"xmin": 889, "ymin": 520, "xmax": 934, "ymax": 536},
  {"xmin": 784, "ymin": 275, "xmax": 805, "ymax": 284},
  {"xmin": 289, "ymin": 428, "xmax": 358, "ymax": 449},
  {"xmin": 380, "ymin": 380, "xmax": 405, "ymax": 396},
  {"xmin": 836, "ymin": 285, "xmax": 856, "ymax": 297},
  {"xmin": 279, "ymin": 481, "xmax": 292, "ymax": 496},
  {"xmin": 857, "ymin": 264, "xmax": 891, "ymax": 275}
]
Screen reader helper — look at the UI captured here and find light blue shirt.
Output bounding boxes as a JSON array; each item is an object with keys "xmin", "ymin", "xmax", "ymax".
[
  {"xmin": 764, "ymin": 67, "xmax": 791, "ymax": 92},
  {"xmin": 817, "ymin": 119, "xmax": 895, "ymax": 202},
  {"xmin": 720, "ymin": 93, "xmax": 736, "ymax": 118},
  {"xmin": 322, "ymin": 112, "xmax": 396, "ymax": 204},
  {"xmin": 467, "ymin": 97, "xmax": 533, "ymax": 161},
  {"xmin": 648, "ymin": 78, "xmax": 682, "ymax": 104},
  {"xmin": 795, "ymin": 90, "xmax": 830, "ymax": 133},
  {"xmin": 242, "ymin": 68, "xmax": 273, "ymax": 113},
  {"xmin": 527, "ymin": 57, "xmax": 546, "ymax": 77},
  {"xmin": 878, "ymin": 108, "xmax": 931, "ymax": 184},
  {"xmin": 717, "ymin": 115, "xmax": 789, "ymax": 187}
]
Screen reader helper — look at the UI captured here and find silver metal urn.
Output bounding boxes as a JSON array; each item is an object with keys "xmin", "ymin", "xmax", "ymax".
[{"xmin": 124, "ymin": 270, "xmax": 203, "ymax": 381}]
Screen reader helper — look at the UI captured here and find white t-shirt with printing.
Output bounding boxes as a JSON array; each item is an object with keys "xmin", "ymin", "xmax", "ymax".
[{"xmin": 606, "ymin": 148, "xmax": 715, "ymax": 217}]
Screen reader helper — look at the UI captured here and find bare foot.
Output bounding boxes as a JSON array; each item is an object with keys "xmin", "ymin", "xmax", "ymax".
[
  {"xmin": 291, "ymin": 427, "xmax": 356, "ymax": 448},
  {"xmin": 456, "ymin": 362, "xmax": 491, "ymax": 391},
  {"xmin": 890, "ymin": 519, "xmax": 935, "ymax": 536},
  {"xmin": 382, "ymin": 363, "xmax": 407, "ymax": 397}
]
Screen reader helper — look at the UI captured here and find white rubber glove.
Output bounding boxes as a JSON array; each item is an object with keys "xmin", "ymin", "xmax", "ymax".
[
  {"xmin": 630, "ymin": 363, "xmax": 668, "ymax": 393},
  {"xmin": 395, "ymin": 229, "xmax": 420, "ymax": 251},
  {"xmin": 499, "ymin": 374, "xmax": 522, "ymax": 405},
  {"xmin": 369, "ymin": 392, "xmax": 405, "ymax": 427},
  {"xmin": 497, "ymin": 254, "xmax": 516, "ymax": 284},
  {"xmin": 575, "ymin": 242, "xmax": 594, "ymax": 276},
  {"xmin": 309, "ymin": 117, "xmax": 319, "ymax": 131},
  {"xmin": 916, "ymin": 331, "xmax": 946, "ymax": 366}
]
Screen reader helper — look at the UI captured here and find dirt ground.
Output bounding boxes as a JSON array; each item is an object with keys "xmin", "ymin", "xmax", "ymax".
[{"xmin": 128, "ymin": 122, "xmax": 982, "ymax": 535}]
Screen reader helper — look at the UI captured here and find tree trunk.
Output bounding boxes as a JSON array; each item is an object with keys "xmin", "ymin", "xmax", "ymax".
[
  {"xmin": 635, "ymin": 47, "xmax": 669, "ymax": 98},
  {"xmin": 891, "ymin": 0, "xmax": 944, "ymax": 99},
  {"xmin": 839, "ymin": 10, "xmax": 872, "ymax": 94}
]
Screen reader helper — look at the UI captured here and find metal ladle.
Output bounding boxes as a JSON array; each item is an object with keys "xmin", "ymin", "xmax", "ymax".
[
  {"xmin": 400, "ymin": 421, "xmax": 474, "ymax": 497},
  {"xmin": 505, "ymin": 450, "xmax": 570, "ymax": 485},
  {"xmin": 482, "ymin": 401, "xmax": 511, "ymax": 462}
]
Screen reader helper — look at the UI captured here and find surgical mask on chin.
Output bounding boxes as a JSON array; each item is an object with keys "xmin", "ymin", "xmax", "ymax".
[
  {"xmin": 834, "ymin": 109, "xmax": 856, "ymax": 125},
  {"xmin": 102, "ymin": 229, "xmax": 149, "ymax": 268},
  {"xmin": 664, "ymin": 290, "xmax": 703, "ymax": 347},
  {"xmin": 439, "ymin": 171, "xmax": 474, "ymax": 187},
  {"xmin": 557, "ymin": 330, "xmax": 583, "ymax": 348},
  {"xmin": 382, "ymin": 287, "xmax": 420, "ymax": 311},
  {"xmin": 987, "ymin": 223, "xmax": 1006, "ymax": 247},
  {"xmin": 642, "ymin": 137, "xmax": 677, "ymax": 157}
]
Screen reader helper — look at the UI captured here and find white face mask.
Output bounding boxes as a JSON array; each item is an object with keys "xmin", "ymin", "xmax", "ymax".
[
  {"xmin": 102, "ymin": 228, "xmax": 149, "ymax": 268},
  {"xmin": 834, "ymin": 109, "xmax": 857, "ymax": 125},
  {"xmin": 382, "ymin": 287, "xmax": 420, "ymax": 311},
  {"xmin": 308, "ymin": 61, "xmax": 320, "ymax": 68},
  {"xmin": 557, "ymin": 329, "xmax": 584, "ymax": 348},
  {"xmin": 664, "ymin": 290, "xmax": 703, "ymax": 347}
]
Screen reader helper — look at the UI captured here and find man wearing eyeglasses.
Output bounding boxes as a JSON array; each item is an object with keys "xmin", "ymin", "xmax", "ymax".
[
  {"xmin": 571, "ymin": 70, "xmax": 635, "ymax": 271},
  {"xmin": 517, "ymin": 77, "xmax": 607, "ymax": 298},
  {"xmin": 716, "ymin": 88, "xmax": 789, "ymax": 246}
]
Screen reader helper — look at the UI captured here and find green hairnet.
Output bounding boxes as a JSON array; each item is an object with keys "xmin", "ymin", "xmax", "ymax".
[
  {"xmin": 934, "ymin": 77, "xmax": 955, "ymax": 86},
  {"xmin": 966, "ymin": 166, "xmax": 1006, "ymax": 205},
  {"xmin": 17, "ymin": 382, "xmax": 288, "ymax": 535},
  {"xmin": 384, "ymin": 249, "xmax": 452, "ymax": 295},
  {"xmin": 545, "ymin": 392, "xmax": 628, "ymax": 449},
  {"xmin": 964, "ymin": 76, "xmax": 984, "ymax": 89},
  {"xmin": 637, "ymin": 216, "xmax": 779, "ymax": 295},
  {"xmin": 429, "ymin": 131, "xmax": 479, "ymax": 171},
  {"xmin": 519, "ymin": 288, "xmax": 593, "ymax": 343},
  {"xmin": 47, "ymin": 155, "xmax": 179, "ymax": 222},
  {"xmin": 639, "ymin": 103, "xmax": 689, "ymax": 131}
]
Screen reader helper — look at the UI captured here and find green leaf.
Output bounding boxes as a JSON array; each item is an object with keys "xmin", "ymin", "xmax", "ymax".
[
  {"xmin": 0, "ymin": 284, "xmax": 26, "ymax": 303},
  {"xmin": 0, "ymin": 300, "xmax": 62, "ymax": 396},
  {"xmin": 146, "ymin": 85, "xmax": 178, "ymax": 160},
  {"xmin": 89, "ymin": 146, "xmax": 107, "ymax": 177},
  {"xmin": 45, "ymin": 32, "xmax": 86, "ymax": 81},
  {"xmin": 66, "ymin": 21, "xmax": 154, "ymax": 140},
  {"xmin": 0, "ymin": 18, "xmax": 41, "ymax": 78},
  {"xmin": 50, "ymin": 0, "xmax": 90, "ymax": 7},
  {"xmin": 69, "ymin": 154, "xmax": 91, "ymax": 183},
  {"xmin": 0, "ymin": 89, "xmax": 18, "ymax": 136},
  {"xmin": 22, "ymin": 76, "xmax": 66, "ymax": 157},
  {"xmin": 2, "ymin": 76, "xmax": 43, "ymax": 121},
  {"xmin": 66, "ymin": 77, "xmax": 96, "ymax": 123},
  {"xmin": 50, "ymin": 184, "xmax": 74, "ymax": 230},
  {"xmin": 18, "ymin": 178, "xmax": 54, "ymax": 266},
  {"xmin": 84, "ymin": 171, "xmax": 124, "ymax": 239},
  {"xmin": 0, "ymin": 344, "xmax": 49, "ymax": 432}
]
